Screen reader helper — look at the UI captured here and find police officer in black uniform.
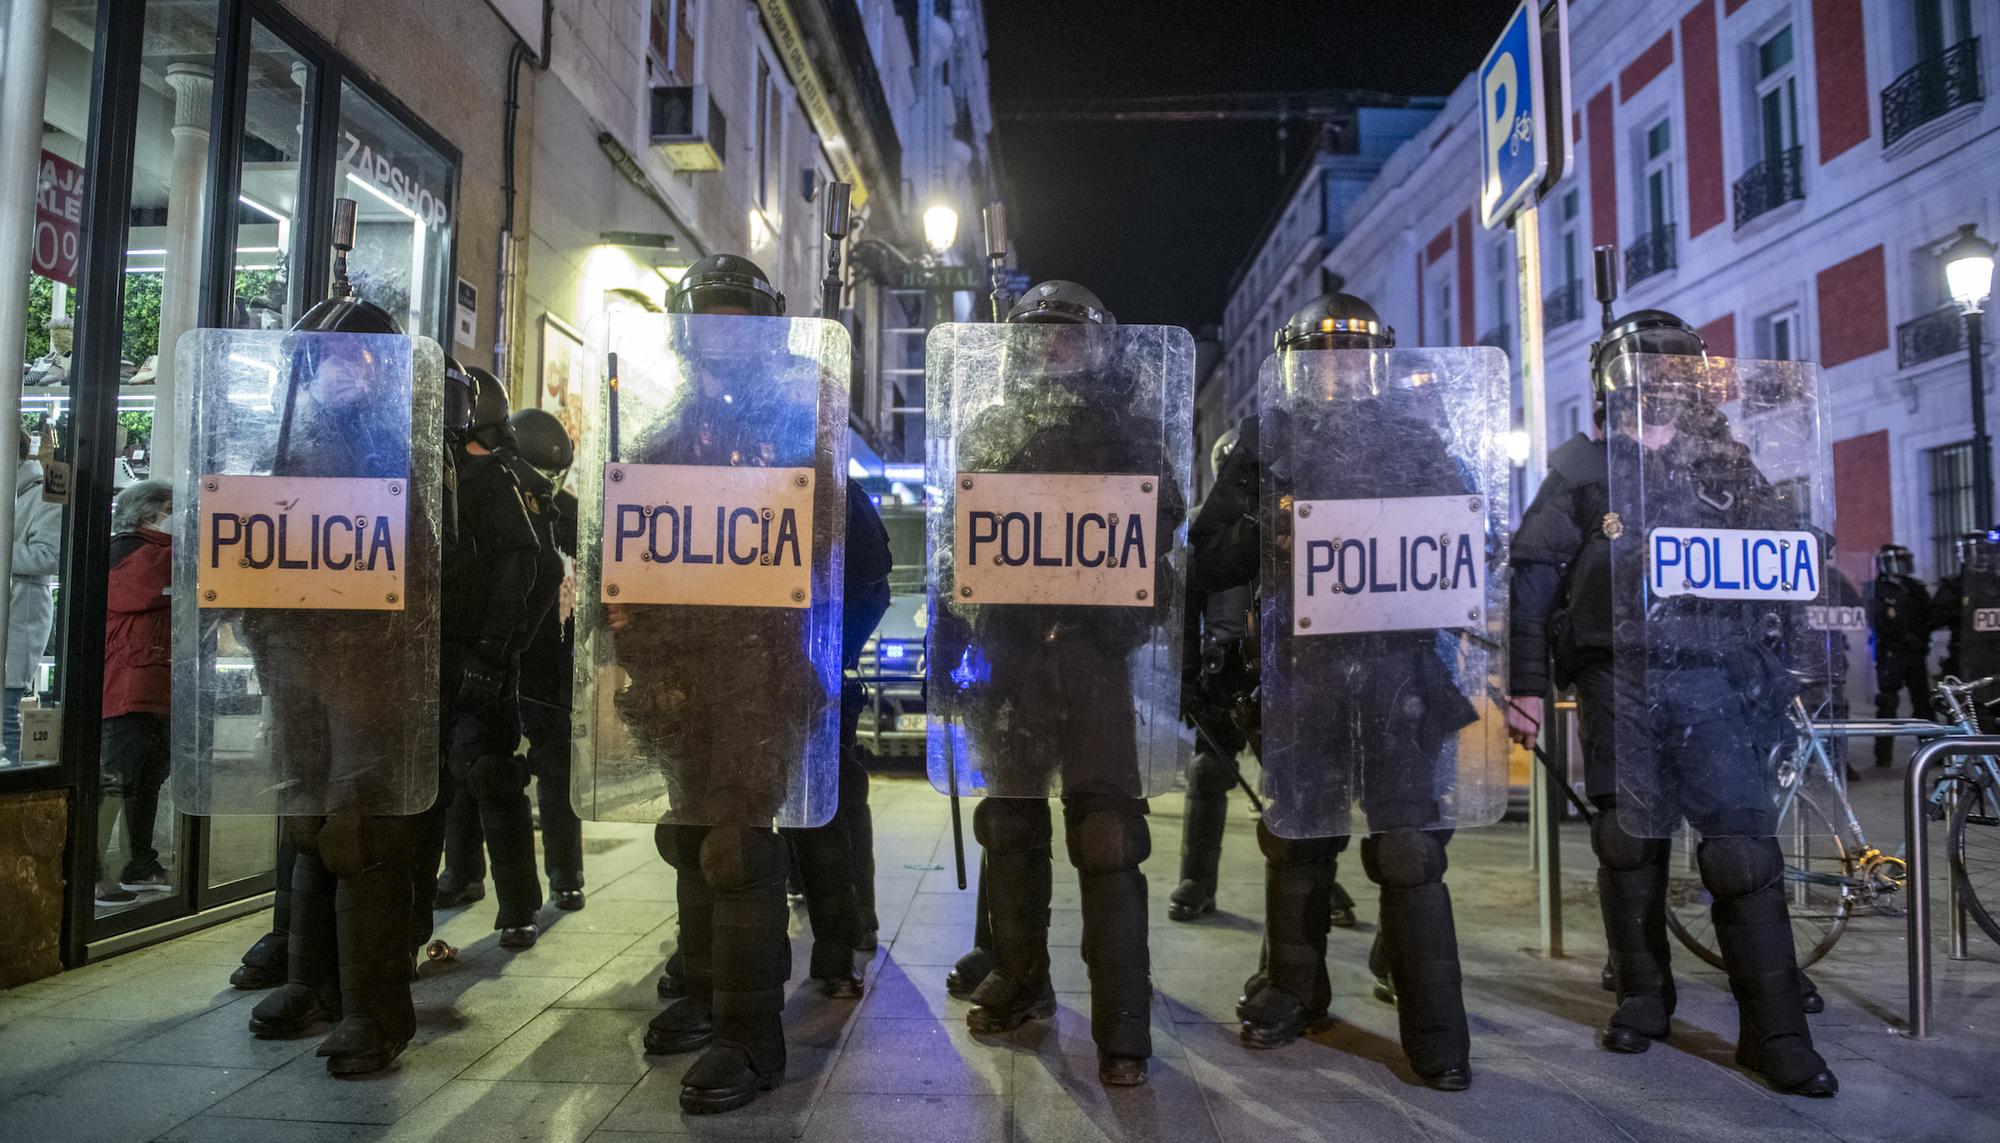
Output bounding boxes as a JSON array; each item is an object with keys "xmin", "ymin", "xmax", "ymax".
[
  {"xmin": 1194, "ymin": 294, "xmax": 1474, "ymax": 1089},
  {"xmin": 1956, "ymin": 534, "xmax": 2000, "ymax": 706},
  {"xmin": 1868, "ymin": 543, "xmax": 1933, "ymax": 766},
  {"xmin": 931, "ymin": 280, "xmax": 1181, "ymax": 1087},
  {"xmin": 426, "ymin": 370, "xmax": 544, "ymax": 946},
  {"xmin": 505, "ymin": 408, "xmax": 585, "ymax": 908},
  {"xmin": 1507, "ymin": 310, "xmax": 1837, "ymax": 1097}
]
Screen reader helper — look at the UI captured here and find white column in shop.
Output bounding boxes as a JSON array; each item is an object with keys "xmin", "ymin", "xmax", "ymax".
[
  {"xmin": 0, "ymin": 0, "xmax": 54, "ymax": 696},
  {"xmin": 150, "ymin": 61, "xmax": 212, "ymax": 478}
]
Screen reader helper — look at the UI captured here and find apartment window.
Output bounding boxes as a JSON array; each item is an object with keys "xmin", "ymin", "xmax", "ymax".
[
  {"xmin": 1930, "ymin": 440, "xmax": 1980, "ymax": 571},
  {"xmin": 1559, "ymin": 189, "xmax": 1581, "ymax": 288},
  {"xmin": 1642, "ymin": 118, "xmax": 1675, "ymax": 238},
  {"xmin": 1560, "ymin": 397, "xmax": 1583, "ymax": 439},
  {"xmin": 649, "ymin": 0, "xmax": 700, "ymax": 85},
  {"xmin": 1757, "ymin": 307, "xmax": 1801, "ymax": 360},
  {"xmin": 1756, "ymin": 25, "xmax": 1802, "ymax": 168},
  {"xmin": 1916, "ymin": 0, "xmax": 1976, "ymax": 61}
]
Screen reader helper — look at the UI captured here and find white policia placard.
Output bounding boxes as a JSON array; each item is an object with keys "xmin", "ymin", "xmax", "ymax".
[
  {"xmin": 1289, "ymin": 494, "xmax": 1487, "ymax": 636},
  {"xmin": 196, "ymin": 475, "xmax": 408, "ymax": 610},
  {"xmin": 600, "ymin": 463, "xmax": 815, "ymax": 608},
  {"xmin": 953, "ymin": 471, "xmax": 1158, "ymax": 607},
  {"xmin": 1646, "ymin": 527, "xmax": 1820, "ymax": 601},
  {"xmin": 1974, "ymin": 608, "xmax": 2000, "ymax": 633},
  {"xmin": 1806, "ymin": 603, "xmax": 1867, "ymax": 632}
]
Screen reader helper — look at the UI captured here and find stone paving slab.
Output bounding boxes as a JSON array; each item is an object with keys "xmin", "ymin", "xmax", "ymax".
[{"xmin": 0, "ymin": 770, "xmax": 1996, "ymax": 1141}]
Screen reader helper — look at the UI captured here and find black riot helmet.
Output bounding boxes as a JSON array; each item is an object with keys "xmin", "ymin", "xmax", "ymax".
[
  {"xmin": 507, "ymin": 407, "xmax": 573, "ymax": 480},
  {"xmin": 1210, "ymin": 425, "xmax": 1241, "ymax": 484},
  {"xmin": 669, "ymin": 253, "xmax": 786, "ymax": 317},
  {"xmin": 1274, "ymin": 292, "xmax": 1394, "ymax": 352},
  {"xmin": 291, "ymin": 294, "xmax": 401, "ymax": 336},
  {"xmin": 1955, "ymin": 531, "xmax": 1987, "ymax": 573},
  {"xmin": 1876, "ymin": 543, "xmax": 1915, "ymax": 579},
  {"xmin": 1006, "ymin": 280, "xmax": 1114, "ymax": 326},
  {"xmin": 442, "ymin": 355, "xmax": 475, "ymax": 439},
  {"xmin": 1589, "ymin": 309, "xmax": 1706, "ymax": 399},
  {"xmin": 466, "ymin": 366, "xmax": 513, "ymax": 451}
]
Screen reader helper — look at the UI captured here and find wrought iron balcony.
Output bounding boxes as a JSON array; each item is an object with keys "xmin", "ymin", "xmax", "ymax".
[
  {"xmin": 1898, "ymin": 304, "xmax": 1984, "ymax": 369},
  {"xmin": 1733, "ymin": 146, "xmax": 1806, "ymax": 229},
  {"xmin": 1624, "ymin": 225, "xmax": 1677, "ymax": 286},
  {"xmin": 1882, "ymin": 37, "xmax": 1984, "ymax": 149},
  {"xmin": 1544, "ymin": 279, "xmax": 1583, "ymax": 329},
  {"xmin": 1479, "ymin": 324, "xmax": 1512, "ymax": 349}
]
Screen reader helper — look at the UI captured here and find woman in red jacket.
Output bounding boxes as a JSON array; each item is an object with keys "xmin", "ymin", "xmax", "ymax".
[{"xmin": 97, "ymin": 480, "xmax": 174, "ymax": 905}]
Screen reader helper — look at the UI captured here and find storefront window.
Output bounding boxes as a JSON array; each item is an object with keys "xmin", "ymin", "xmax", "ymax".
[{"xmin": 336, "ymin": 81, "xmax": 454, "ymax": 341}]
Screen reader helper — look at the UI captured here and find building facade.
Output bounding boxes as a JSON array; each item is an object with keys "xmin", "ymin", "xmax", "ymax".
[{"xmin": 1205, "ymin": 0, "xmax": 2000, "ymax": 593}]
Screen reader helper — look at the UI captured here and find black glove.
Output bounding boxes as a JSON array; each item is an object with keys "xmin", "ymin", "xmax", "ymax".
[{"xmin": 455, "ymin": 643, "xmax": 509, "ymax": 710}]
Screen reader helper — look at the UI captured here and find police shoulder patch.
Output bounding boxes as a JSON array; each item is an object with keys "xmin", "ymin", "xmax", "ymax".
[{"xmin": 1601, "ymin": 512, "xmax": 1623, "ymax": 540}]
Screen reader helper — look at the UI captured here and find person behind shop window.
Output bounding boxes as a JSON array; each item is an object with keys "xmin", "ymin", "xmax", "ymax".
[
  {"xmin": 95, "ymin": 480, "xmax": 175, "ymax": 904},
  {"xmin": 5, "ymin": 427, "xmax": 62, "ymax": 763}
]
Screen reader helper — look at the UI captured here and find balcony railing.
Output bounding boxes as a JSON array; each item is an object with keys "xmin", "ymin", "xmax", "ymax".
[
  {"xmin": 1544, "ymin": 279, "xmax": 1584, "ymax": 328},
  {"xmin": 1898, "ymin": 304, "xmax": 1983, "ymax": 369},
  {"xmin": 1883, "ymin": 37, "xmax": 1984, "ymax": 149},
  {"xmin": 1625, "ymin": 225, "xmax": 1677, "ymax": 286},
  {"xmin": 1479, "ymin": 324, "xmax": 1512, "ymax": 349},
  {"xmin": 1733, "ymin": 145, "xmax": 1806, "ymax": 229}
]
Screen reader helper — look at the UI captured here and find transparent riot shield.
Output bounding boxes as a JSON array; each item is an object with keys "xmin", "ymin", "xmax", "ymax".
[
  {"xmin": 1255, "ymin": 348, "xmax": 1511, "ymax": 839},
  {"xmin": 170, "ymin": 329, "xmax": 444, "ymax": 816},
  {"xmin": 572, "ymin": 312, "xmax": 848, "ymax": 829},
  {"xmin": 925, "ymin": 323, "xmax": 1195, "ymax": 800},
  {"xmin": 1604, "ymin": 354, "xmax": 1836, "ymax": 838}
]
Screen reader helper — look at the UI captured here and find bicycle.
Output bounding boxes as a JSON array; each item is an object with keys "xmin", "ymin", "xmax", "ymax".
[
  {"xmin": 1662, "ymin": 690, "xmax": 1915, "ymax": 970},
  {"xmin": 1928, "ymin": 676, "xmax": 2000, "ymax": 946}
]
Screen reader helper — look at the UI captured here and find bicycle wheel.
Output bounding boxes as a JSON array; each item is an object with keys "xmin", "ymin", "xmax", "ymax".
[
  {"xmin": 1947, "ymin": 772, "xmax": 2000, "ymax": 946},
  {"xmin": 1665, "ymin": 795, "xmax": 1851, "ymax": 970}
]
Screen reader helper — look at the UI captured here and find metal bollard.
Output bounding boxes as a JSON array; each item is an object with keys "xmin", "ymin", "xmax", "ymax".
[{"xmin": 1901, "ymin": 736, "xmax": 2000, "ymax": 1039}]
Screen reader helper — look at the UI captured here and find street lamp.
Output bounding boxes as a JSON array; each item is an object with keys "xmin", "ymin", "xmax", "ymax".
[
  {"xmin": 1946, "ymin": 224, "xmax": 1996, "ymax": 525},
  {"xmin": 923, "ymin": 204, "xmax": 959, "ymax": 257}
]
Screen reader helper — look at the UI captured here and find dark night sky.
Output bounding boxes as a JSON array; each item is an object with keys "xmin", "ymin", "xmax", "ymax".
[{"xmin": 985, "ymin": 0, "xmax": 1524, "ymax": 330}]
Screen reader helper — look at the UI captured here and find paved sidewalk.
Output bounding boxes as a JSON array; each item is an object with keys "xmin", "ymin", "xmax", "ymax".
[{"xmin": 1, "ymin": 769, "xmax": 1997, "ymax": 1142}]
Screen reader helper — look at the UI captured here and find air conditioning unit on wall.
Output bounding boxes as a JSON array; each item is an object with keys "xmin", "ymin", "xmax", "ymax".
[{"xmin": 650, "ymin": 84, "xmax": 727, "ymax": 171}]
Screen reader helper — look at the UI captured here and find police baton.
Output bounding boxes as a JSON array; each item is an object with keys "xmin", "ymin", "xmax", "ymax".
[
  {"xmin": 1506, "ymin": 699, "xmax": 1595, "ymax": 822},
  {"xmin": 1188, "ymin": 713, "xmax": 1264, "ymax": 816}
]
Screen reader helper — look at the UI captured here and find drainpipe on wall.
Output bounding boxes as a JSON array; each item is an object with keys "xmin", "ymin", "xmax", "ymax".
[{"xmin": 493, "ymin": 0, "xmax": 553, "ymax": 393}]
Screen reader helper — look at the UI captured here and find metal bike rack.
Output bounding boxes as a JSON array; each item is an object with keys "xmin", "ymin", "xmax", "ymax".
[{"xmin": 1902, "ymin": 736, "xmax": 2000, "ymax": 1040}]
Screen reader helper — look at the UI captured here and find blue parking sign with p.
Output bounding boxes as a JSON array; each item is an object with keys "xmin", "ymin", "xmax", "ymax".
[{"xmin": 1480, "ymin": 1, "xmax": 1546, "ymax": 228}]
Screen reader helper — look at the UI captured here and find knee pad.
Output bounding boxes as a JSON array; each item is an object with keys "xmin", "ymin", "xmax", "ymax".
[
  {"xmin": 700, "ymin": 826, "xmax": 783, "ymax": 893},
  {"xmin": 656, "ymin": 822, "xmax": 705, "ymax": 871},
  {"xmin": 1695, "ymin": 835, "xmax": 1783, "ymax": 902},
  {"xmin": 973, "ymin": 797, "xmax": 1052, "ymax": 854},
  {"xmin": 469, "ymin": 752, "xmax": 526, "ymax": 799},
  {"xmin": 1360, "ymin": 827, "xmax": 1446, "ymax": 891},
  {"xmin": 1255, "ymin": 819, "xmax": 1339, "ymax": 865},
  {"xmin": 318, "ymin": 811, "xmax": 415, "ymax": 877},
  {"xmin": 1068, "ymin": 809, "xmax": 1150, "ymax": 874},
  {"xmin": 1188, "ymin": 751, "xmax": 1235, "ymax": 797},
  {"xmin": 1591, "ymin": 810, "xmax": 1668, "ymax": 872}
]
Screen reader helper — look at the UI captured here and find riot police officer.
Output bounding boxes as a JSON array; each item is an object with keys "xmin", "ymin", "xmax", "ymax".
[
  {"xmin": 930, "ymin": 280, "xmax": 1187, "ymax": 1087},
  {"xmin": 427, "ymin": 369, "xmax": 544, "ymax": 946},
  {"xmin": 1195, "ymin": 294, "xmax": 1476, "ymax": 1090},
  {"xmin": 1507, "ymin": 310, "xmax": 1838, "ymax": 1096},
  {"xmin": 1868, "ymin": 543, "xmax": 1933, "ymax": 766},
  {"xmin": 506, "ymin": 408, "xmax": 585, "ymax": 909}
]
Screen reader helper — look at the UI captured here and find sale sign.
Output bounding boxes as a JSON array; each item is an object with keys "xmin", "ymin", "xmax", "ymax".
[{"xmin": 34, "ymin": 150, "xmax": 84, "ymax": 285}]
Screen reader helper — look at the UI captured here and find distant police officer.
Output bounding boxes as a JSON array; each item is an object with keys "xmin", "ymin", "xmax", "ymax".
[
  {"xmin": 506, "ymin": 408, "xmax": 585, "ymax": 908},
  {"xmin": 1957, "ymin": 533, "xmax": 2000, "ymax": 704},
  {"xmin": 1868, "ymin": 543, "xmax": 1933, "ymax": 766},
  {"xmin": 1507, "ymin": 310, "xmax": 1838, "ymax": 1097},
  {"xmin": 1197, "ymin": 294, "xmax": 1486, "ymax": 1090},
  {"xmin": 428, "ymin": 369, "xmax": 544, "ymax": 946}
]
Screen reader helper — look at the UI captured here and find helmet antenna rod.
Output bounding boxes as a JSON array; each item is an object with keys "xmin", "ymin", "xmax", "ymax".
[
  {"xmin": 1591, "ymin": 244, "xmax": 1618, "ymax": 335},
  {"xmin": 606, "ymin": 351, "xmax": 621, "ymax": 465},
  {"xmin": 983, "ymin": 203, "xmax": 1011, "ymax": 323},
  {"xmin": 820, "ymin": 182, "xmax": 851, "ymax": 321},
  {"xmin": 330, "ymin": 198, "xmax": 358, "ymax": 300}
]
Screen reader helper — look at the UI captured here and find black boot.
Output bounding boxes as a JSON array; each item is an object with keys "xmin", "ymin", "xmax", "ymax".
[
  {"xmin": 1701, "ymin": 838, "xmax": 1837, "ymax": 1097},
  {"xmin": 1329, "ymin": 874, "xmax": 1358, "ymax": 929},
  {"xmin": 645, "ymin": 996, "xmax": 714, "ymax": 1055},
  {"xmin": 679, "ymin": 827, "xmax": 790, "ymax": 1115},
  {"xmin": 1071, "ymin": 806, "xmax": 1153, "ymax": 1073},
  {"xmin": 1597, "ymin": 855, "xmax": 1676, "ymax": 1053},
  {"xmin": 1242, "ymin": 824, "xmax": 1334, "ymax": 1049},
  {"xmin": 249, "ymin": 848, "xmax": 340, "ymax": 1037},
  {"xmin": 319, "ymin": 847, "xmax": 417, "ymax": 1077},
  {"xmin": 235, "ymin": 836, "xmax": 295, "ymax": 990},
  {"xmin": 947, "ymin": 855, "xmax": 996, "ymax": 1000},
  {"xmin": 966, "ymin": 802, "xmax": 1055, "ymax": 1035},
  {"xmin": 1365, "ymin": 831, "xmax": 1470, "ymax": 1091},
  {"xmin": 1169, "ymin": 749, "xmax": 1232, "ymax": 922}
]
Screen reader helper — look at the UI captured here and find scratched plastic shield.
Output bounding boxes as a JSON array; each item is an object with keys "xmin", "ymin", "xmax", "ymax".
[
  {"xmin": 1255, "ymin": 348, "xmax": 1511, "ymax": 839},
  {"xmin": 924, "ymin": 322, "xmax": 1195, "ymax": 800},
  {"xmin": 1604, "ymin": 354, "xmax": 1837, "ymax": 838},
  {"xmin": 572, "ymin": 312, "xmax": 848, "ymax": 828},
  {"xmin": 170, "ymin": 330, "xmax": 444, "ymax": 816}
]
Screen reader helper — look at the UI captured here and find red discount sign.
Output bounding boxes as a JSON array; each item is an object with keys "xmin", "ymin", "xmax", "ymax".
[{"xmin": 33, "ymin": 150, "xmax": 84, "ymax": 285}]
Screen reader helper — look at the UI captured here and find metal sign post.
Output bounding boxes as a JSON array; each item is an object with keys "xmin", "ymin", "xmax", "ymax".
[{"xmin": 1483, "ymin": 0, "xmax": 1572, "ymax": 958}]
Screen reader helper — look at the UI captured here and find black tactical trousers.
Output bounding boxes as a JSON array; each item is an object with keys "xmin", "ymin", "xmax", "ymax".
[
  {"xmin": 1874, "ymin": 652, "xmax": 1932, "ymax": 765},
  {"xmin": 277, "ymin": 811, "xmax": 419, "ymax": 1051},
  {"xmin": 439, "ymin": 645, "xmax": 542, "ymax": 931},
  {"xmin": 658, "ymin": 823, "xmax": 791, "ymax": 1071},
  {"xmin": 1178, "ymin": 707, "xmax": 1243, "ymax": 899},
  {"xmin": 522, "ymin": 697, "xmax": 583, "ymax": 893}
]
